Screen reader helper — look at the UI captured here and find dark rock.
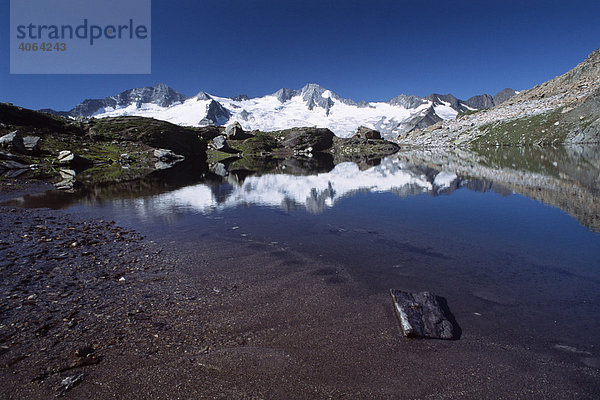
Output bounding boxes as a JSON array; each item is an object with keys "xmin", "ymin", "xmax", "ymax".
[
  {"xmin": 0, "ymin": 131, "xmax": 26, "ymax": 154},
  {"xmin": 390, "ymin": 289, "xmax": 460, "ymax": 340},
  {"xmin": 57, "ymin": 151, "xmax": 94, "ymax": 167},
  {"xmin": 225, "ymin": 122, "xmax": 252, "ymax": 140},
  {"xmin": 280, "ymin": 127, "xmax": 334, "ymax": 151},
  {"xmin": 354, "ymin": 126, "xmax": 382, "ymax": 140}
]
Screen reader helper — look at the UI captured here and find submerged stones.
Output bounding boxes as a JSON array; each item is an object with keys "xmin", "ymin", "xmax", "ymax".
[{"xmin": 390, "ymin": 289, "xmax": 459, "ymax": 340}]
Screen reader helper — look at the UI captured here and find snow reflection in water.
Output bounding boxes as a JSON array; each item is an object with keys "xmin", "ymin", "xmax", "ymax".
[{"xmin": 134, "ymin": 159, "xmax": 460, "ymax": 216}]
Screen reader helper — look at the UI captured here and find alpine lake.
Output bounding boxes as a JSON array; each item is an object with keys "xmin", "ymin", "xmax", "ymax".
[{"xmin": 5, "ymin": 144, "xmax": 600, "ymax": 375}]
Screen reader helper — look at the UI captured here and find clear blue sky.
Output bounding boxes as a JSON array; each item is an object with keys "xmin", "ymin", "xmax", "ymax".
[{"xmin": 2, "ymin": 0, "xmax": 600, "ymax": 111}]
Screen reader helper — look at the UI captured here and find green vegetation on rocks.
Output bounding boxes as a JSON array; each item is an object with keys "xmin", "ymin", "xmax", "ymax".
[{"xmin": 472, "ymin": 108, "xmax": 569, "ymax": 146}]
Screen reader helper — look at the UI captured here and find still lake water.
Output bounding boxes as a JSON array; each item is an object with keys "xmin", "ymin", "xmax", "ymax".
[{"xmin": 8, "ymin": 147, "xmax": 600, "ymax": 367}]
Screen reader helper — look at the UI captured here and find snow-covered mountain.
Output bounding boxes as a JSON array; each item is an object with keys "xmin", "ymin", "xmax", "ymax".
[{"xmin": 44, "ymin": 83, "xmax": 516, "ymax": 139}]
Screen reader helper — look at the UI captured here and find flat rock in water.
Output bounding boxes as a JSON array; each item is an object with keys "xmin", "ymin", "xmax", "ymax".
[{"xmin": 390, "ymin": 289, "xmax": 459, "ymax": 340}]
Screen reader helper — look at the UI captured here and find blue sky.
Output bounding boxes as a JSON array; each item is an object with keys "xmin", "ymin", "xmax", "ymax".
[{"xmin": 2, "ymin": 0, "xmax": 600, "ymax": 111}]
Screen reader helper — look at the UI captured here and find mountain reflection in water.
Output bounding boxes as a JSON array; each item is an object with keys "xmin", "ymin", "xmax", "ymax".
[{"xmin": 6, "ymin": 144, "xmax": 600, "ymax": 232}]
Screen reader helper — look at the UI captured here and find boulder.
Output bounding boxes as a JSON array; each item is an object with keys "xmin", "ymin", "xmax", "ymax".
[
  {"xmin": 57, "ymin": 150, "xmax": 94, "ymax": 167},
  {"xmin": 22, "ymin": 136, "xmax": 41, "ymax": 154},
  {"xmin": 280, "ymin": 128, "xmax": 334, "ymax": 151},
  {"xmin": 225, "ymin": 121, "xmax": 253, "ymax": 140},
  {"xmin": 0, "ymin": 131, "xmax": 26, "ymax": 154},
  {"xmin": 354, "ymin": 126, "xmax": 381, "ymax": 140},
  {"xmin": 390, "ymin": 289, "xmax": 459, "ymax": 340}
]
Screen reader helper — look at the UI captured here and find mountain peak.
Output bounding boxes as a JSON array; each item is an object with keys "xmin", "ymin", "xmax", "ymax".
[
  {"xmin": 299, "ymin": 84, "xmax": 336, "ymax": 113},
  {"xmin": 300, "ymin": 83, "xmax": 327, "ymax": 94},
  {"xmin": 195, "ymin": 91, "xmax": 212, "ymax": 100}
]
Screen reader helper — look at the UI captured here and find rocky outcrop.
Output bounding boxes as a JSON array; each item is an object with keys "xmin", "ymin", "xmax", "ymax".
[
  {"xmin": 87, "ymin": 116, "xmax": 207, "ymax": 158},
  {"xmin": 279, "ymin": 127, "xmax": 335, "ymax": 151},
  {"xmin": 354, "ymin": 126, "xmax": 381, "ymax": 140}
]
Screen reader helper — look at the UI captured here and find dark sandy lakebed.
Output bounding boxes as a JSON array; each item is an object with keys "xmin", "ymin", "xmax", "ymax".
[{"xmin": 1, "ymin": 150, "xmax": 600, "ymax": 399}]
